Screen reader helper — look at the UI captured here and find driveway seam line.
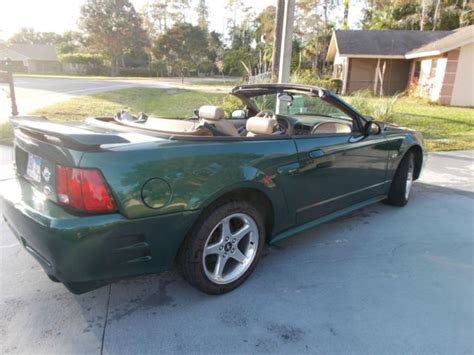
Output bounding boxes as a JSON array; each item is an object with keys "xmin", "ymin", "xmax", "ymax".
[{"xmin": 100, "ymin": 284, "xmax": 112, "ymax": 355}]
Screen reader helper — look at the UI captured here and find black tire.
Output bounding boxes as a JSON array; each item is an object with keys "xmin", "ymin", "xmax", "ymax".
[
  {"xmin": 385, "ymin": 151, "xmax": 415, "ymax": 207},
  {"xmin": 47, "ymin": 274, "xmax": 60, "ymax": 282},
  {"xmin": 178, "ymin": 199, "xmax": 265, "ymax": 295}
]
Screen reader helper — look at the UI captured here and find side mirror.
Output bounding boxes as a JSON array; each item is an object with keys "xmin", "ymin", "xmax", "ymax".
[
  {"xmin": 230, "ymin": 109, "xmax": 246, "ymax": 119},
  {"xmin": 364, "ymin": 121, "xmax": 382, "ymax": 136}
]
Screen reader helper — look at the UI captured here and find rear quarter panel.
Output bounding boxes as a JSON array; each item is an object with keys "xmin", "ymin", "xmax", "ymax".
[{"xmin": 79, "ymin": 138, "xmax": 299, "ymax": 234}]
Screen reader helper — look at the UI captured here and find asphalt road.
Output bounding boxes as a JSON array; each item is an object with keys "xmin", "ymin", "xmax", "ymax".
[{"xmin": 0, "ymin": 146, "xmax": 473, "ymax": 354}]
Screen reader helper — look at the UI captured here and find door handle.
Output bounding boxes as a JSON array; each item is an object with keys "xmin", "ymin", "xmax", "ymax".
[
  {"xmin": 309, "ymin": 149, "xmax": 324, "ymax": 159},
  {"xmin": 277, "ymin": 162, "xmax": 300, "ymax": 175}
]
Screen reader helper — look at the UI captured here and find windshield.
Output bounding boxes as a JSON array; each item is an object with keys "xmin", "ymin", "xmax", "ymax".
[{"xmin": 250, "ymin": 93, "xmax": 350, "ymax": 119}]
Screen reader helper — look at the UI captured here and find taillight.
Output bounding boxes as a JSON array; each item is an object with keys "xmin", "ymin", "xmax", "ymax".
[{"xmin": 56, "ymin": 166, "xmax": 116, "ymax": 212}]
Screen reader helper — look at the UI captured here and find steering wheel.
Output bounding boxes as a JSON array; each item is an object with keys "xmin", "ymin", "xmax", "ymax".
[{"xmin": 256, "ymin": 109, "xmax": 275, "ymax": 119}]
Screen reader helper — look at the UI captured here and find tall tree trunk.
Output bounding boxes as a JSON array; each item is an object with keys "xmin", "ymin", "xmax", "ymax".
[
  {"xmin": 164, "ymin": 9, "xmax": 167, "ymax": 30},
  {"xmin": 343, "ymin": 0, "xmax": 349, "ymax": 29},
  {"xmin": 110, "ymin": 56, "xmax": 118, "ymax": 76},
  {"xmin": 322, "ymin": 0, "xmax": 329, "ymax": 73},
  {"xmin": 420, "ymin": 0, "xmax": 428, "ymax": 30},
  {"xmin": 432, "ymin": 0, "xmax": 441, "ymax": 30},
  {"xmin": 460, "ymin": 0, "xmax": 469, "ymax": 26}
]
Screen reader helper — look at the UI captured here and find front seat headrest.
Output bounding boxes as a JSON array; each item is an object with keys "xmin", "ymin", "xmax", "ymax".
[
  {"xmin": 199, "ymin": 105, "xmax": 225, "ymax": 121},
  {"xmin": 246, "ymin": 116, "xmax": 277, "ymax": 135}
]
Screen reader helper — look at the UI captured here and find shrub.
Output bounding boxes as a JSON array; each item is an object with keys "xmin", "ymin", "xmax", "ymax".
[
  {"xmin": 223, "ymin": 49, "xmax": 255, "ymax": 77},
  {"xmin": 0, "ymin": 122, "xmax": 13, "ymax": 145},
  {"xmin": 59, "ymin": 53, "xmax": 107, "ymax": 66},
  {"xmin": 346, "ymin": 90, "xmax": 400, "ymax": 123},
  {"xmin": 370, "ymin": 95, "xmax": 399, "ymax": 123},
  {"xmin": 290, "ymin": 69, "xmax": 342, "ymax": 93},
  {"xmin": 221, "ymin": 95, "xmax": 246, "ymax": 116},
  {"xmin": 347, "ymin": 89, "xmax": 373, "ymax": 116},
  {"xmin": 207, "ymin": 95, "xmax": 245, "ymax": 116},
  {"xmin": 59, "ymin": 53, "xmax": 109, "ymax": 75}
]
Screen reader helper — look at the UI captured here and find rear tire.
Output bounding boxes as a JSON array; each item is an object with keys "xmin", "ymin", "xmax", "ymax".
[
  {"xmin": 47, "ymin": 274, "xmax": 60, "ymax": 282},
  {"xmin": 178, "ymin": 199, "xmax": 265, "ymax": 294},
  {"xmin": 385, "ymin": 151, "xmax": 415, "ymax": 207}
]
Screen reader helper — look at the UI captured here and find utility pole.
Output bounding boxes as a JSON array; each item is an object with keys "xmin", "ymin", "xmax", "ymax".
[
  {"xmin": 0, "ymin": 58, "xmax": 18, "ymax": 116},
  {"xmin": 277, "ymin": 0, "xmax": 295, "ymax": 84},
  {"xmin": 271, "ymin": 0, "xmax": 285, "ymax": 82}
]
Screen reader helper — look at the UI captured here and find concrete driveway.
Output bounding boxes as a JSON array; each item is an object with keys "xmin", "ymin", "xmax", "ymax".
[{"xmin": 1, "ymin": 145, "xmax": 472, "ymax": 354}]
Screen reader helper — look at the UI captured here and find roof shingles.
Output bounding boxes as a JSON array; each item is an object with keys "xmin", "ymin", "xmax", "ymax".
[
  {"xmin": 335, "ymin": 30, "xmax": 451, "ymax": 56},
  {"xmin": 1, "ymin": 44, "xmax": 58, "ymax": 61}
]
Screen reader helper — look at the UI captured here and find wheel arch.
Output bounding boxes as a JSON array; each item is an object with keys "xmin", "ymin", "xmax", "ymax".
[
  {"xmin": 407, "ymin": 144, "xmax": 423, "ymax": 180},
  {"xmin": 174, "ymin": 185, "xmax": 278, "ymax": 269},
  {"xmin": 199, "ymin": 185, "xmax": 276, "ymax": 242}
]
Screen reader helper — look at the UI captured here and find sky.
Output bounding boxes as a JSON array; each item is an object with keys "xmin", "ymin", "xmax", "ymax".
[{"xmin": 0, "ymin": 0, "xmax": 362, "ymax": 41}]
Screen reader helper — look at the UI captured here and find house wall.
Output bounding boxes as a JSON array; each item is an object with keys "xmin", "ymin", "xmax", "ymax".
[
  {"xmin": 0, "ymin": 60, "xmax": 27, "ymax": 73},
  {"xmin": 331, "ymin": 51, "xmax": 346, "ymax": 84},
  {"xmin": 412, "ymin": 45, "xmax": 472, "ymax": 107},
  {"xmin": 27, "ymin": 60, "xmax": 61, "ymax": 73},
  {"xmin": 346, "ymin": 58, "xmax": 410, "ymax": 95},
  {"xmin": 414, "ymin": 55, "xmax": 448, "ymax": 102},
  {"xmin": 451, "ymin": 42, "xmax": 474, "ymax": 107}
]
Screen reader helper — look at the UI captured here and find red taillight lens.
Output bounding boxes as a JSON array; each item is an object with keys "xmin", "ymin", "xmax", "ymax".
[{"xmin": 56, "ymin": 166, "xmax": 116, "ymax": 212}]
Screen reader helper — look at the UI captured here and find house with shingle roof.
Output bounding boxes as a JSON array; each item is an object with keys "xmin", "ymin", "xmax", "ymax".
[
  {"xmin": 0, "ymin": 43, "xmax": 60, "ymax": 73},
  {"xmin": 326, "ymin": 26, "xmax": 474, "ymax": 106}
]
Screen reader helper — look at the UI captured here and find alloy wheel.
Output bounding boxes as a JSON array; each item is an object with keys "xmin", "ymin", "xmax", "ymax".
[
  {"xmin": 202, "ymin": 213, "xmax": 259, "ymax": 285},
  {"xmin": 405, "ymin": 159, "xmax": 415, "ymax": 200}
]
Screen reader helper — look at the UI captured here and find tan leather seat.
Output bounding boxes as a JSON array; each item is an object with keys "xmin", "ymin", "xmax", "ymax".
[
  {"xmin": 199, "ymin": 105, "xmax": 239, "ymax": 136},
  {"xmin": 246, "ymin": 116, "xmax": 277, "ymax": 137},
  {"xmin": 312, "ymin": 122, "xmax": 352, "ymax": 135}
]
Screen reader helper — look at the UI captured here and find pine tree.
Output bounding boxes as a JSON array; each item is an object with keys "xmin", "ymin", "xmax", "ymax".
[
  {"xmin": 169, "ymin": 0, "xmax": 191, "ymax": 24},
  {"xmin": 195, "ymin": 0, "xmax": 209, "ymax": 31}
]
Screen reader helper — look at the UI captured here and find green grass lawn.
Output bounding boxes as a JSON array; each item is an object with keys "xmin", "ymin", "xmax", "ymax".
[
  {"xmin": 392, "ymin": 98, "xmax": 474, "ymax": 151},
  {"xmin": 32, "ymin": 87, "xmax": 226, "ymax": 121},
  {"xmin": 344, "ymin": 96, "xmax": 474, "ymax": 151},
  {"xmin": 15, "ymin": 73, "xmax": 163, "ymax": 80},
  {"xmin": 1, "ymin": 88, "xmax": 472, "ymax": 151}
]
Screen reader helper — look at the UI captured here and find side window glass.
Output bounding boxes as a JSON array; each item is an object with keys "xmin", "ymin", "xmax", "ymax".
[{"xmin": 286, "ymin": 95, "xmax": 349, "ymax": 119}]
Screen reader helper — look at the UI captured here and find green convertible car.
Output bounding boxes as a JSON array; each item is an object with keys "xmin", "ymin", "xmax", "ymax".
[{"xmin": 1, "ymin": 84, "xmax": 424, "ymax": 294}]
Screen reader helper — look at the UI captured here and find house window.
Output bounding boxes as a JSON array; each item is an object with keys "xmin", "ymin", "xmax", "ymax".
[
  {"xmin": 431, "ymin": 59, "xmax": 437, "ymax": 77},
  {"xmin": 413, "ymin": 60, "xmax": 421, "ymax": 79}
]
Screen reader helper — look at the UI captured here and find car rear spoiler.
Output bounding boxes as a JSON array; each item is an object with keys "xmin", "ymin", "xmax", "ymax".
[{"xmin": 10, "ymin": 116, "xmax": 130, "ymax": 151}]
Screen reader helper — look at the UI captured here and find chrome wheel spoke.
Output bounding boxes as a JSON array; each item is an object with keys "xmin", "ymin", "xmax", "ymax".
[
  {"xmin": 232, "ymin": 223, "xmax": 251, "ymax": 243},
  {"xmin": 221, "ymin": 219, "xmax": 231, "ymax": 238},
  {"xmin": 405, "ymin": 161, "xmax": 414, "ymax": 199},
  {"xmin": 231, "ymin": 249, "xmax": 247, "ymax": 264},
  {"xmin": 213, "ymin": 256, "xmax": 227, "ymax": 279},
  {"xmin": 205, "ymin": 242, "xmax": 221, "ymax": 256}
]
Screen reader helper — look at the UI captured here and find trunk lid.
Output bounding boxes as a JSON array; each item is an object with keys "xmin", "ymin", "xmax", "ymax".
[{"xmin": 10, "ymin": 116, "xmax": 162, "ymax": 206}]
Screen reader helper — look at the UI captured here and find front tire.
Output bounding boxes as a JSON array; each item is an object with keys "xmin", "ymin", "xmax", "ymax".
[
  {"xmin": 178, "ymin": 199, "xmax": 265, "ymax": 294},
  {"xmin": 385, "ymin": 151, "xmax": 415, "ymax": 206}
]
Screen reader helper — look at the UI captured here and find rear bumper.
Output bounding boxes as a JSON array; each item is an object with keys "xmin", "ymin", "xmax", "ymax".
[{"xmin": 1, "ymin": 177, "xmax": 200, "ymax": 294}]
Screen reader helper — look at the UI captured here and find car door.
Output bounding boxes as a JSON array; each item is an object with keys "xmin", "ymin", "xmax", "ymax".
[{"xmin": 289, "ymin": 130, "xmax": 391, "ymax": 225}]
